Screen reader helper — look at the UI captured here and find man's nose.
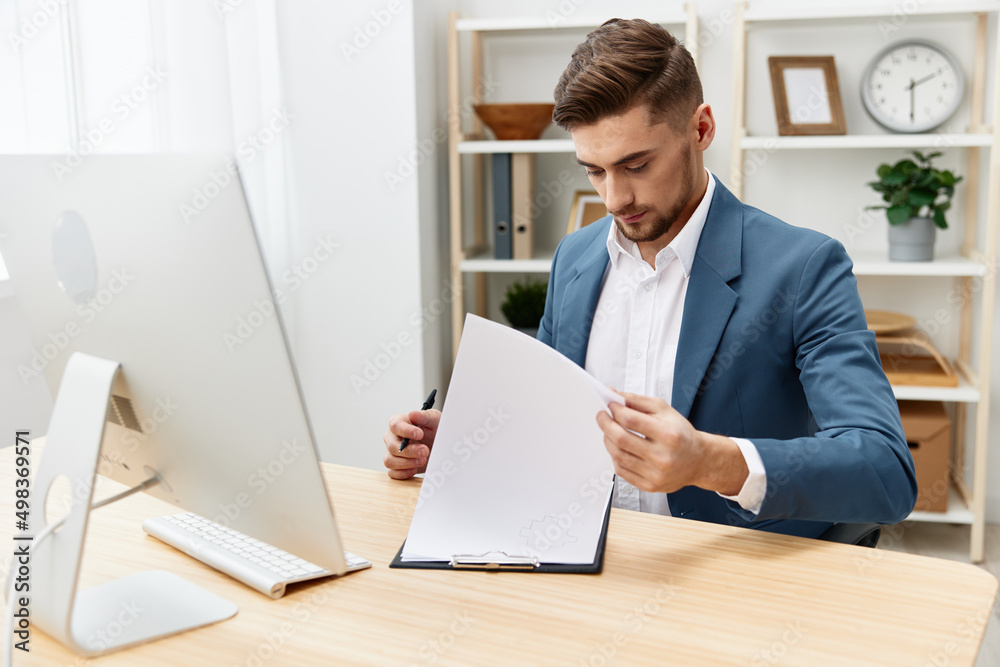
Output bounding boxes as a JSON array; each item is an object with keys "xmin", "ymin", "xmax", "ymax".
[{"xmin": 604, "ymin": 173, "xmax": 634, "ymax": 214}]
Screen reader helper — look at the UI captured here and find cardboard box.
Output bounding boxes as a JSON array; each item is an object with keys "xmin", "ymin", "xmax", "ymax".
[{"xmin": 898, "ymin": 401, "xmax": 951, "ymax": 513}]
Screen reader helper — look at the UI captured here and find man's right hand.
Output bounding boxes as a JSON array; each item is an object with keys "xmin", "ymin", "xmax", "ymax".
[{"xmin": 382, "ymin": 409, "xmax": 442, "ymax": 479}]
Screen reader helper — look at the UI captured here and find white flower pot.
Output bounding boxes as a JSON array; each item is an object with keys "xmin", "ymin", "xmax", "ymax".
[{"xmin": 888, "ymin": 217, "xmax": 936, "ymax": 262}]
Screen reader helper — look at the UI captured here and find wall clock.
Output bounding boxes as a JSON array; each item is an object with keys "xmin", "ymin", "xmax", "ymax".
[{"xmin": 861, "ymin": 40, "xmax": 964, "ymax": 133}]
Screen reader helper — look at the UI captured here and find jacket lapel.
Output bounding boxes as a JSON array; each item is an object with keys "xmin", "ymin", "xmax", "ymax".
[
  {"xmin": 558, "ymin": 219, "xmax": 612, "ymax": 367},
  {"xmin": 671, "ymin": 178, "xmax": 743, "ymax": 418}
]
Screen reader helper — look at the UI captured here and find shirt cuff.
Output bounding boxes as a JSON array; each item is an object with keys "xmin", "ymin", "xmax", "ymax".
[{"xmin": 716, "ymin": 437, "xmax": 766, "ymax": 515}]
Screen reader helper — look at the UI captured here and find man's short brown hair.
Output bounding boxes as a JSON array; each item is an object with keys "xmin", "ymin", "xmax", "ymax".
[{"xmin": 552, "ymin": 18, "xmax": 703, "ymax": 132}]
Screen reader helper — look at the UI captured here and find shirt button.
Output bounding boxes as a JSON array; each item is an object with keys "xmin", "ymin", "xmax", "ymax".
[
  {"xmin": 632, "ymin": 349, "xmax": 642, "ymax": 360},
  {"xmin": 644, "ymin": 283, "xmax": 654, "ymax": 293}
]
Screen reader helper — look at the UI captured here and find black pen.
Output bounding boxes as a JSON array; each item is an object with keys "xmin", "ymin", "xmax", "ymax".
[{"xmin": 399, "ymin": 389, "xmax": 437, "ymax": 452}]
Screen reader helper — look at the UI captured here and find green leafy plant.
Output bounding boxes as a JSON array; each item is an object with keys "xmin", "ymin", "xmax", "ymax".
[
  {"xmin": 500, "ymin": 277, "xmax": 547, "ymax": 329},
  {"xmin": 867, "ymin": 150, "xmax": 962, "ymax": 229}
]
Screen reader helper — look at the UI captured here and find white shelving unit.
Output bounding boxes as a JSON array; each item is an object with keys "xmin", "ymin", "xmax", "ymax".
[
  {"xmin": 742, "ymin": 1, "xmax": 996, "ymax": 23},
  {"xmin": 457, "ymin": 139, "xmax": 575, "ymax": 154},
  {"xmin": 730, "ymin": 1, "xmax": 1000, "ymax": 561},
  {"xmin": 458, "ymin": 253, "xmax": 556, "ymax": 274},
  {"xmin": 457, "ymin": 249, "xmax": 993, "ymax": 279},
  {"xmin": 446, "ymin": 6, "xmax": 699, "ymax": 354},
  {"xmin": 850, "ymin": 251, "xmax": 988, "ymax": 277},
  {"xmin": 891, "ymin": 379, "xmax": 981, "ymax": 404},
  {"xmin": 740, "ymin": 133, "xmax": 995, "ymax": 150},
  {"xmin": 910, "ymin": 489, "xmax": 977, "ymax": 524}
]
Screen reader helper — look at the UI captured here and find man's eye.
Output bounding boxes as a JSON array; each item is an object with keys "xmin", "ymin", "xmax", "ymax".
[
  {"xmin": 625, "ymin": 164, "xmax": 646, "ymax": 174},
  {"xmin": 586, "ymin": 169, "xmax": 604, "ymax": 177}
]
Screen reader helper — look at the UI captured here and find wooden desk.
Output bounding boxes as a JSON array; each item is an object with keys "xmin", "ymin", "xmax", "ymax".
[{"xmin": 4, "ymin": 452, "xmax": 996, "ymax": 666}]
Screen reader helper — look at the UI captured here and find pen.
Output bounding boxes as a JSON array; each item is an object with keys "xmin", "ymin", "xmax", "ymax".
[{"xmin": 399, "ymin": 389, "xmax": 437, "ymax": 452}]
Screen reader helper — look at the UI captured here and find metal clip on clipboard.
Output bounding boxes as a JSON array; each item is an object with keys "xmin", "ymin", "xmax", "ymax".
[{"xmin": 450, "ymin": 551, "xmax": 540, "ymax": 570}]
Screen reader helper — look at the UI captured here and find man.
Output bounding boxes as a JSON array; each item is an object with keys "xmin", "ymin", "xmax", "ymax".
[{"xmin": 384, "ymin": 18, "xmax": 916, "ymax": 538}]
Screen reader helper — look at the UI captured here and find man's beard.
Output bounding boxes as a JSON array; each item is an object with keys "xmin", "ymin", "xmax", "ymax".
[{"xmin": 612, "ymin": 151, "xmax": 696, "ymax": 244}]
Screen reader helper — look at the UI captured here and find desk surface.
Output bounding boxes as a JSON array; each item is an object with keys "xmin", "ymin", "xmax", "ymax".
[{"xmin": 4, "ymin": 451, "xmax": 997, "ymax": 666}]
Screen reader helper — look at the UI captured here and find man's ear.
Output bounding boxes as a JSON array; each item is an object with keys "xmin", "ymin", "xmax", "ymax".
[{"xmin": 692, "ymin": 103, "xmax": 715, "ymax": 150}]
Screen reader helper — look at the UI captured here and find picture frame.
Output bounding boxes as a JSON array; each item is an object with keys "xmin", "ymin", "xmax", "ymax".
[
  {"xmin": 566, "ymin": 191, "xmax": 608, "ymax": 235},
  {"xmin": 767, "ymin": 56, "xmax": 846, "ymax": 136}
]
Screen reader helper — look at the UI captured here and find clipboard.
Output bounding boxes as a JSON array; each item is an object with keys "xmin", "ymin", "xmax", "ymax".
[{"xmin": 389, "ymin": 497, "xmax": 612, "ymax": 574}]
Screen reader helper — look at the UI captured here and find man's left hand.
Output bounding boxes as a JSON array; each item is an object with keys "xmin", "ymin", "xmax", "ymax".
[{"xmin": 595, "ymin": 393, "xmax": 748, "ymax": 496}]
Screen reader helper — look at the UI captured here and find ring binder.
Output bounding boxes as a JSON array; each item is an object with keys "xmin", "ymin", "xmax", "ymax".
[{"xmin": 450, "ymin": 552, "xmax": 539, "ymax": 570}]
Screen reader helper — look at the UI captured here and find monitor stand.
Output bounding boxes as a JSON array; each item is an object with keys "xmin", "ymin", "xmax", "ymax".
[{"xmin": 28, "ymin": 352, "xmax": 237, "ymax": 656}]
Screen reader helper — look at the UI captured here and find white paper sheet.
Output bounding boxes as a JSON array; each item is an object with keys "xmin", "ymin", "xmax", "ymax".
[{"xmin": 401, "ymin": 315, "xmax": 622, "ymax": 564}]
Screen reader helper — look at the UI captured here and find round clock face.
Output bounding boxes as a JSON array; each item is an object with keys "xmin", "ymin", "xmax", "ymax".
[{"xmin": 861, "ymin": 40, "xmax": 964, "ymax": 133}]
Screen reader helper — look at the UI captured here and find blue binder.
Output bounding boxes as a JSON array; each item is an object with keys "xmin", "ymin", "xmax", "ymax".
[{"xmin": 492, "ymin": 153, "xmax": 512, "ymax": 260}]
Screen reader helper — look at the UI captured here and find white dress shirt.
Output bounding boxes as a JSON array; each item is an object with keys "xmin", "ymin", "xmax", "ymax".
[{"xmin": 584, "ymin": 170, "xmax": 766, "ymax": 516}]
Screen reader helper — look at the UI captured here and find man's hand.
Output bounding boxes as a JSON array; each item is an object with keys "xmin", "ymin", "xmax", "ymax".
[
  {"xmin": 595, "ymin": 393, "xmax": 748, "ymax": 496},
  {"xmin": 383, "ymin": 409, "xmax": 442, "ymax": 480}
]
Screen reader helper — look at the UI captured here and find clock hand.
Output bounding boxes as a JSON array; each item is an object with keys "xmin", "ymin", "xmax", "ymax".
[
  {"xmin": 911, "ymin": 71, "xmax": 939, "ymax": 88},
  {"xmin": 909, "ymin": 78, "xmax": 915, "ymax": 123}
]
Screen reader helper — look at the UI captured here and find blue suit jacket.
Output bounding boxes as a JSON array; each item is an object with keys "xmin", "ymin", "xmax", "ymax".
[{"xmin": 538, "ymin": 177, "xmax": 917, "ymax": 538}]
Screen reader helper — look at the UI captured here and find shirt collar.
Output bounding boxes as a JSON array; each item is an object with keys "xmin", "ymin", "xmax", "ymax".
[{"xmin": 605, "ymin": 168, "xmax": 715, "ymax": 277}]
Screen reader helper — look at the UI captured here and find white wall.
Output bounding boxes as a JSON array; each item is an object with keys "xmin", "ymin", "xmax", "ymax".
[
  {"xmin": 272, "ymin": 1, "xmax": 437, "ymax": 469},
  {"xmin": 414, "ymin": 0, "xmax": 461, "ymax": 420}
]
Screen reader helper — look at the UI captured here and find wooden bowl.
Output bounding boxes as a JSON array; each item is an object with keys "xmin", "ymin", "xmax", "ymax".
[
  {"xmin": 473, "ymin": 103, "xmax": 556, "ymax": 140},
  {"xmin": 865, "ymin": 309, "xmax": 916, "ymax": 335}
]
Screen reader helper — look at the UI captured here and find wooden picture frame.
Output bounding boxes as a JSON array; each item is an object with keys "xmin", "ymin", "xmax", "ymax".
[
  {"xmin": 768, "ymin": 56, "xmax": 846, "ymax": 136},
  {"xmin": 566, "ymin": 191, "xmax": 608, "ymax": 235}
]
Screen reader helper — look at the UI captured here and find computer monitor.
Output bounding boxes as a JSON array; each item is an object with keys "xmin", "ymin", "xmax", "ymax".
[{"xmin": 0, "ymin": 155, "xmax": 350, "ymax": 578}]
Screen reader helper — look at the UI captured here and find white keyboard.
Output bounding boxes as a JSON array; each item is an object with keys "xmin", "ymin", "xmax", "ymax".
[{"xmin": 142, "ymin": 512, "xmax": 371, "ymax": 599}]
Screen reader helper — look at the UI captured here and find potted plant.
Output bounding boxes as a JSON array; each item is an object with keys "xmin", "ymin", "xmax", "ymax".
[
  {"xmin": 500, "ymin": 277, "xmax": 547, "ymax": 337},
  {"xmin": 867, "ymin": 150, "xmax": 962, "ymax": 261}
]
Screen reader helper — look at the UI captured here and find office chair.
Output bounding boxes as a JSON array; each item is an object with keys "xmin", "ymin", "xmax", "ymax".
[{"xmin": 817, "ymin": 523, "xmax": 882, "ymax": 548}]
